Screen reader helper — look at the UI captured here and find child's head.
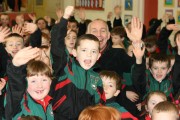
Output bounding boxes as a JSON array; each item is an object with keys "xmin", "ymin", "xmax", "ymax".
[
  {"xmin": 4, "ymin": 33, "xmax": 24, "ymax": 57},
  {"xmin": 72, "ymin": 34, "xmax": 101, "ymax": 70},
  {"xmin": 78, "ymin": 105, "xmax": 120, "ymax": 120},
  {"xmin": 149, "ymin": 53, "xmax": 171, "ymax": 82},
  {"xmin": 114, "ymin": 5, "xmax": 121, "ymax": 15},
  {"xmin": 145, "ymin": 91, "xmax": 167, "ymax": 116},
  {"xmin": 15, "ymin": 14, "xmax": 24, "ymax": 26},
  {"xmin": 0, "ymin": 14, "xmax": 9, "ymax": 27},
  {"xmin": 26, "ymin": 60, "xmax": 52, "ymax": 100},
  {"xmin": 111, "ymin": 26, "xmax": 126, "ymax": 46},
  {"xmin": 41, "ymin": 32, "xmax": 50, "ymax": 46},
  {"xmin": 152, "ymin": 101, "xmax": 179, "ymax": 120},
  {"xmin": 36, "ymin": 18, "xmax": 47, "ymax": 30},
  {"xmin": 67, "ymin": 19, "xmax": 79, "ymax": 33},
  {"xmin": 65, "ymin": 30, "xmax": 77, "ymax": 51},
  {"xmin": 99, "ymin": 70, "xmax": 121, "ymax": 100},
  {"xmin": 41, "ymin": 28, "xmax": 51, "ymax": 38},
  {"xmin": 144, "ymin": 35, "xmax": 157, "ymax": 53}
]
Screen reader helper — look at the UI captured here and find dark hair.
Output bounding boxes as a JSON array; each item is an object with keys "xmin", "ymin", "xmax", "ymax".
[
  {"xmin": 99, "ymin": 70, "xmax": 122, "ymax": 90},
  {"xmin": 144, "ymin": 35, "xmax": 157, "ymax": 48},
  {"xmin": 149, "ymin": 53, "xmax": 171, "ymax": 69},
  {"xmin": 35, "ymin": 18, "xmax": 47, "ymax": 26},
  {"xmin": 68, "ymin": 19, "xmax": 79, "ymax": 28},
  {"xmin": 111, "ymin": 26, "xmax": 126, "ymax": 38},
  {"xmin": 74, "ymin": 34, "xmax": 99, "ymax": 50},
  {"xmin": 149, "ymin": 18, "xmax": 158, "ymax": 26}
]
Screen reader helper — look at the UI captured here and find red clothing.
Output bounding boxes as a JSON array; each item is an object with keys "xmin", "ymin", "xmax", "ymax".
[{"xmin": 145, "ymin": 114, "xmax": 151, "ymax": 120}]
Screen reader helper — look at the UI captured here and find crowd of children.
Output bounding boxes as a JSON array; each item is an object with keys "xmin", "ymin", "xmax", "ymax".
[{"xmin": 0, "ymin": 4, "xmax": 180, "ymax": 120}]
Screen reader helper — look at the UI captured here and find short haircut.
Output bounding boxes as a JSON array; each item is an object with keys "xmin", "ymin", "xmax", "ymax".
[
  {"xmin": 86, "ymin": 19, "xmax": 109, "ymax": 34},
  {"xmin": 78, "ymin": 105, "xmax": 120, "ymax": 120},
  {"xmin": 111, "ymin": 26, "xmax": 126, "ymax": 38},
  {"xmin": 152, "ymin": 101, "xmax": 179, "ymax": 120},
  {"xmin": 26, "ymin": 60, "xmax": 53, "ymax": 80},
  {"xmin": 99, "ymin": 70, "xmax": 122, "ymax": 90},
  {"xmin": 68, "ymin": 19, "xmax": 79, "ymax": 28},
  {"xmin": 145, "ymin": 91, "xmax": 167, "ymax": 105},
  {"xmin": 149, "ymin": 53, "xmax": 171, "ymax": 69},
  {"xmin": 74, "ymin": 34, "xmax": 100, "ymax": 50},
  {"xmin": 144, "ymin": 35, "xmax": 157, "ymax": 48},
  {"xmin": 4, "ymin": 33, "xmax": 24, "ymax": 44}
]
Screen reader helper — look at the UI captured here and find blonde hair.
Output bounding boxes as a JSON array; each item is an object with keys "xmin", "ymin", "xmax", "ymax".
[
  {"xmin": 152, "ymin": 101, "xmax": 179, "ymax": 120},
  {"xmin": 78, "ymin": 105, "xmax": 120, "ymax": 120},
  {"xmin": 146, "ymin": 91, "xmax": 167, "ymax": 105}
]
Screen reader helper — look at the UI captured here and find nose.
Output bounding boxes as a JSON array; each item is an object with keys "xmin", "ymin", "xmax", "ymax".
[
  {"xmin": 87, "ymin": 51, "xmax": 92, "ymax": 57},
  {"xmin": 158, "ymin": 69, "xmax": 162, "ymax": 73},
  {"xmin": 37, "ymin": 81, "xmax": 43, "ymax": 88}
]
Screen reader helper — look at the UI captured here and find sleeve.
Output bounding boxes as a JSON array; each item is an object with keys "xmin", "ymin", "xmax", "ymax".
[
  {"xmin": 172, "ymin": 54, "xmax": 180, "ymax": 98},
  {"xmin": 5, "ymin": 62, "xmax": 27, "ymax": 120},
  {"xmin": 131, "ymin": 63, "xmax": 146, "ymax": 99},
  {"xmin": 0, "ymin": 43, "xmax": 8, "ymax": 77},
  {"xmin": 113, "ymin": 17, "xmax": 123, "ymax": 27},
  {"xmin": 107, "ymin": 21, "xmax": 112, "ymax": 32},
  {"xmin": 146, "ymin": 19, "xmax": 162, "ymax": 36},
  {"xmin": 78, "ymin": 22, "xmax": 86, "ymax": 37},
  {"xmin": 29, "ymin": 28, "xmax": 42, "ymax": 48},
  {"xmin": 157, "ymin": 26, "xmax": 173, "ymax": 54},
  {"xmin": 50, "ymin": 18, "xmax": 68, "ymax": 77}
]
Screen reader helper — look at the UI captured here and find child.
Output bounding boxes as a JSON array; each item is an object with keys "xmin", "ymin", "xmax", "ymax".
[
  {"xmin": 142, "ymin": 91, "xmax": 167, "ymax": 120},
  {"xmin": 0, "ymin": 14, "xmax": 10, "ymax": 28},
  {"xmin": 15, "ymin": 14, "xmax": 24, "ymax": 27},
  {"xmin": 78, "ymin": 105, "xmax": 120, "ymax": 120},
  {"xmin": 50, "ymin": 6, "xmax": 105, "ymax": 119},
  {"xmin": 100, "ymin": 70, "xmax": 138, "ymax": 120},
  {"xmin": 151, "ymin": 101, "xmax": 179, "ymax": 120},
  {"xmin": 5, "ymin": 46, "xmax": 54, "ymax": 120},
  {"xmin": 132, "ymin": 42, "xmax": 173, "ymax": 101}
]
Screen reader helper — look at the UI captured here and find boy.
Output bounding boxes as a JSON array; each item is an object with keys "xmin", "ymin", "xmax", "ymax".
[
  {"xmin": 132, "ymin": 42, "xmax": 173, "ymax": 101},
  {"xmin": 50, "ymin": 6, "xmax": 105, "ymax": 120},
  {"xmin": 100, "ymin": 70, "xmax": 138, "ymax": 120},
  {"xmin": 151, "ymin": 101, "xmax": 179, "ymax": 120},
  {"xmin": 5, "ymin": 46, "xmax": 54, "ymax": 120},
  {"xmin": 0, "ymin": 14, "xmax": 10, "ymax": 28}
]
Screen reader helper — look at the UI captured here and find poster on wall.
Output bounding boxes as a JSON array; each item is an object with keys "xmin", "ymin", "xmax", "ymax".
[
  {"xmin": 124, "ymin": 15, "xmax": 132, "ymax": 25},
  {"xmin": 177, "ymin": 11, "xmax": 180, "ymax": 24},
  {"xmin": 125, "ymin": 0, "xmax": 133, "ymax": 10},
  {"xmin": 164, "ymin": 0, "xmax": 174, "ymax": 7},
  {"xmin": 165, "ymin": 9, "xmax": 173, "ymax": 16}
]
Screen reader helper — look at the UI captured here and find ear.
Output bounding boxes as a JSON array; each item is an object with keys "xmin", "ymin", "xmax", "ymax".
[
  {"xmin": 97, "ymin": 53, "xmax": 101, "ymax": 60},
  {"xmin": 114, "ymin": 90, "xmax": 120, "ymax": 97},
  {"xmin": 72, "ymin": 49, "xmax": 77, "ymax": 57}
]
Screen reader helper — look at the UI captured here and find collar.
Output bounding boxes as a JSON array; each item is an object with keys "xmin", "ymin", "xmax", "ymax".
[
  {"xmin": 106, "ymin": 97, "xmax": 116, "ymax": 104},
  {"xmin": 35, "ymin": 95, "xmax": 52, "ymax": 112}
]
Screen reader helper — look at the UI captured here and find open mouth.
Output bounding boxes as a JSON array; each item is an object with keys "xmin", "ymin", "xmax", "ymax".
[
  {"xmin": 84, "ymin": 59, "xmax": 91, "ymax": 66},
  {"xmin": 35, "ymin": 90, "xmax": 44, "ymax": 94},
  {"xmin": 156, "ymin": 74, "xmax": 163, "ymax": 79}
]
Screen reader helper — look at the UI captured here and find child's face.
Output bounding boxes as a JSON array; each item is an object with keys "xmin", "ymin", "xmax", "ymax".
[
  {"xmin": 102, "ymin": 77, "xmax": 119, "ymax": 100},
  {"xmin": 15, "ymin": 15, "xmax": 24, "ymax": 25},
  {"xmin": 27, "ymin": 74, "xmax": 51, "ymax": 100},
  {"xmin": 73, "ymin": 39, "xmax": 101, "ymax": 70},
  {"xmin": 150, "ymin": 61, "xmax": 170, "ymax": 82},
  {"xmin": 67, "ymin": 22, "xmax": 78, "ymax": 32},
  {"xmin": 146, "ymin": 94, "xmax": 165, "ymax": 116},
  {"xmin": 111, "ymin": 35, "xmax": 123, "ymax": 45},
  {"xmin": 41, "ymin": 37, "xmax": 50, "ymax": 46},
  {"xmin": 152, "ymin": 111, "xmax": 178, "ymax": 120},
  {"xmin": 5, "ymin": 37, "xmax": 24, "ymax": 57},
  {"xmin": 65, "ymin": 31, "xmax": 77, "ymax": 49},
  {"xmin": 37, "ymin": 20, "xmax": 46, "ymax": 30},
  {"xmin": 0, "ymin": 15, "xmax": 9, "ymax": 27}
]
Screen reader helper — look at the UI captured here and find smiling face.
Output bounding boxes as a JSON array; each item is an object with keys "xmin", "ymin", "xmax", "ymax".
[
  {"xmin": 87, "ymin": 20, "xmax": 110, "ymax": 52},
  {"xmin": 101, "ymin": 77, "xmax": 120, "ymax": 100},
  {"xmin": 72, "ymin": 39, "xmax": 101, "ymax": 70},
  {"xmin": 146, "ymin": 94, "xmax": 165, "ymax": 116},
  {"xmin": 149, "ymin": 61, "xmax": 170, "ymax": 82},
  {"xmin": 27, "ymin": 73, "xmax": 51, "ymax": 100},
  {"xmin": 5, "ymin": 37, "xmax": 24, "ymax": 57}
]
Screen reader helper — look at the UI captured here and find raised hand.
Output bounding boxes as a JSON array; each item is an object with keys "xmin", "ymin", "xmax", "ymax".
[
  {"xmin": 63, "ymin": 6, "xmax": 74, "ymax": 19},
  {"xmin": 107, "ymin": 12, "xmax": 113, "ymax": 20},
  {"xmin": 166, "ymin": 24, "xmax": 179, "ymax": 31},
  {"xmin": 12, "ymin": 25, "xmax": 23, "ymax": 36},
  {"xmin": 0, "ymin": 26, "xmax": 11, "ymax": 43},
  {"xmin": 125, "ymin": 17, "xmax": 143, "ymax": 42},
  {"xmin": 0, "ymin": 78, "xmax": 6, "ymax": 91},
  {"xmin": 28, "ymin": 14, "xmax": 37, "ymax": 23},
  {"xmin": 12, "ymin": 46, "xmax": 40, "ymax": 67},
  {"xmin": 132, "ymin": 41, "xmax": 145, "ymax": 64},
  {"xmin": 44, "ymin": 16, "xmax": 51, "ymax": 24},
  {"xmin": 22, "ymin": 23, "xmax": 38, "ymax": 34},
  {"xmin": 78, "ymin": 8, "xmax": 86, "ymax": 23}
]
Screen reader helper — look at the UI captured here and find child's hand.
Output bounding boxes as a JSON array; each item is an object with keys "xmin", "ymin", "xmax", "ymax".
[
  {"xmin": 0, "ymin": 26, "xmax": 11, "ymax": 43},
  {"xmin": 63, "ymin": 6, "xmax": 74, "ymax": 19},
  {"xmin": 166, "ymin": 24, "xmax": 179, "ymax": 31},
  {"xmin": 136, "ymin": 103, "xmax": 141, "ymax": 111},
  {"xmin": 126, "ymin": 91, "xmax": 139, "ymax": 102},
  {"xmin": 125, "ymin": 17, "xmax": 143, "ymax": 43},
  {"xmin": 78, "ymin": 8, "xmax": 86, "ymax": 23},
  {"xmin": 107, "ymin": 12, "xmax": 113, "ymax": 20},
  {"xmin": 12, "ymin": 46, "xmax": 40, "ymax": 67},
  {"xmin": 12, "ymin": 25, "xmax": 23, "ymax": 36},
  {"xmin": 22, "ymin": 23, "xmax": 38, "ymax": 34},
  {"xmin": 0, "ymin": 78, "xmax": 6, "ymax": 91},
  {"xmin": 28, "ymin": 14, "xmax": 36, "ymax": 23},
  {"xmin": 132, "ymin": 41, "xmax": 145, "ymax": 64},
  {"xmin": 44, "ymin": 16, "xmax": 52, "ymax": 24}
]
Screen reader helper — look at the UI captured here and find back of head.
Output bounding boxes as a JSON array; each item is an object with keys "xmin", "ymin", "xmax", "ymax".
[
  {"xmin": 99, "ymin": 70, "xmax": 122, "ymax": 90},
  {"xmin": 152, "ymin": 101, "xmax": 179, "ymax": 120},
  {"xmin": 149, "ymin": 53, "xmax": 171, "ymax": 69},
  {"xmin": 144, "ymin": 35, "xmax": 157, "ymax": 48},
  {"xmin": 149, "ymin": 18, "xmax": 158, "ymax": 27},
  {"xmin": 78, "ymin": 105, "xmax": 120, "ymax": 120},
  {"xmin": 111, "ymin": 26, "xmax": 126, "ymax": 38},
  {"xmin": 26, "ymin": 60, "xmax": 52, "ymax": 79}
]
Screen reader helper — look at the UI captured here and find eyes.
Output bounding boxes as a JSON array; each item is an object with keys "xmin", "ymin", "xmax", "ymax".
[
  {"xmin": 91, "ymin": 29, "xmax": 107, "ymax": 34},
  {"xmin": 81, "ymin": 49, "xmax": 98, "ymax": 54},
  {"xmin": 152, "ymin": 67, "xmax": 167, "ymax": 70}
]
